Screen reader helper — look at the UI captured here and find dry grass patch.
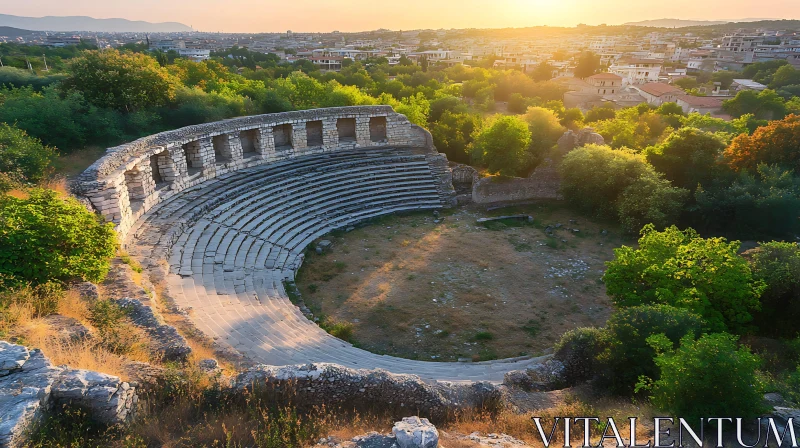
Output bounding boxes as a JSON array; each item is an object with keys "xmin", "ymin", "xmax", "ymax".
[{"xmin": 297, "ymin": 204, "xmax": 630, "ymax": 361}]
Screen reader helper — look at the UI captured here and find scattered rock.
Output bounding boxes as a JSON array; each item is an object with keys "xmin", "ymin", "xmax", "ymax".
[
  {"xmin": 0, "ymin": 342, "xmax": 137, "ymax": 448},
  {"xmin": 74, "ymin": 281, "xmax": 100, "ymax": 303},
  {"xmin": 317, "ymin": 240, "xmax": 333, "ymax": 254},
  {"xmin": 198, "ymin": 358, "xmax": 220, "ymax": 374},
  {"xmin": 392, "ymin": 416, "xmax": 439, "ymax": 448},
  {"xmin": 42, "ymin": 315, "xmax": 92, "ymax": 342}
]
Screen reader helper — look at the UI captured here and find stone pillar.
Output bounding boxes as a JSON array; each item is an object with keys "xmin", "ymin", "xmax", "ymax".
[
  {"xmin": 227, "ymin": 132, "xmax": 244, "ymax": 162},
  {"xmin": 254, "ymin": 127, "xmax": 269, "ymax": 157},
  {"xmin": 154, "ymin": 150, "xmax": 179, "ymax": 186},
  {"xmin": 321, "ymin": 118, "xmax": 338, "ymax": 150},
  {"xmin": 260, "ymin": 126, "xmax": 276, "ymax": 160},
  {"xmin": 291, "ymin": 122, "xmax": 308, "ymax": 152},
  {"xmin": 198, "ymin": 137, "xmax": 216, "ymax": 177},
  {"xmin": 169, "ymin": 145, "xmax": 188, "ymax": 180},
  {"xmin": 355, "ymin": 117, "xmax": 371, "ymax": 147}
]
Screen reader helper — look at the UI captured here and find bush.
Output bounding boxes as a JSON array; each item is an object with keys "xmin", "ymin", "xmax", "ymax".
[
  {"xmin": 641, "ymin": 333, "xmax": 765, "ymax": 421},
  {"xmin": 0, "ymin": 123, "xmax": 56, "ymax": 183},
  {"xmin": 643, "ymin": 127, "xmax": 728, "ymax": 191},
  {"xmin": 603, "ymin": 225, "xmax": 764, "ymax": 332},
  {"xmin": 0, "ymin": 281, "xmax": 64, "ymax": 321},
  {"xmin": 553, "ymin": 327, "xmax": 605, "ymax": 386},
  {"xmin": 600, "ymin": 305, "xmax": 705, "ymax": 394},
  {"xmin": 89, "ymin": 299, "xmax": 139, "ymax": 354},
  {"xmin": 321, "ymin": 318, "xmax": 354, "ymax": 342},
  {"xmin": 0, "ymin": 189, "xmax": 117, "ymax": 288}
]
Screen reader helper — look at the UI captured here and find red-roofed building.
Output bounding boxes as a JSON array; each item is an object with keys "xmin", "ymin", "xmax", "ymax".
[
  {"xmin": 675, "ymin": 94, "xmax": 725, "ymax": 115},
  {"xmin": 586, "ymin": 73, "xmax": 623, "ymax": 95},
  {"xmin": 635, "ymin": 82, "xmax": 684, "ymax": 106}
]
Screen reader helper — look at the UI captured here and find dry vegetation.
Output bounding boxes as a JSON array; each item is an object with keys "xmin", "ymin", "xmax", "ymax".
[{"xmin": 296, "ymin": 202, "xmax": 632, "ymax": 361}]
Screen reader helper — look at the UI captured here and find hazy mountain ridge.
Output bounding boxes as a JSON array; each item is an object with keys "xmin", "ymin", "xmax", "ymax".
[
  {"xmin": 0, "ymin": 14, "xmax": 191, "ymax": 32},
  {"xmin": 0, "ymin": 26, "xmax": 35, "ymax": 38},
  {"xmin": 623, "ymin": 18, "xmax": 779, "ymax": 27}
]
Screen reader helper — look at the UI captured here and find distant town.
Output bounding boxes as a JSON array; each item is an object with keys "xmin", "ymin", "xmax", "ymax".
[{"xmin": 4, "ymin": 21, "xmax": 799, "ymax": 118}]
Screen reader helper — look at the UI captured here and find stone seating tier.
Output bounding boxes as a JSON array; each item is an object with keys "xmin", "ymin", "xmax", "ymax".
[{"xmin": 127, "ymin": 147, "xmax": 546, "ymax": 383}]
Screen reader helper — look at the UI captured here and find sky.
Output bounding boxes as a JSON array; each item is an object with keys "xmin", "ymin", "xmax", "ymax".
[{"xmin": 2, "ymin": 0, "xmax": 800, "ymax": 32}]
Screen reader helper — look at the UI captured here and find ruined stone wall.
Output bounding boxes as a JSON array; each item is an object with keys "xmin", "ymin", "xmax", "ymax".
[
  {"xmin": 472, "ymin": 159, "xmax": 563, "ymax": 204},
  {"xmin": 73, "ymin": 106, "xmax": 449, "ymax": 239}
]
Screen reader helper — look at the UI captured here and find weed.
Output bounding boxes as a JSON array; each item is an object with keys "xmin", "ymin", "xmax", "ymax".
[
  {"xmin": 473, "ymin": 331, "xmax": 494, "ymax": 342},
  {"xmin": 522, "ymin": 320, "xmax": 541, "ymax": 337}
]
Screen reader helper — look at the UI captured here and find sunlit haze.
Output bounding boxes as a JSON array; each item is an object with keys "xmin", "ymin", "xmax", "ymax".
[{"xmin": 4, "ymin": 0, "xmax": 800, "ymax": 32}]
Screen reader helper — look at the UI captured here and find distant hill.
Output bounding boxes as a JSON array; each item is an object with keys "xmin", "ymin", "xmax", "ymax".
[
  {"xmin": 0, "ymin": 14, "xmax": 191, "ymax": 32},
  {"xmin": 0, "ymin": 26, "xmax": 34, "ymax": 38},
  {"xmin": 623, "ymin": 18, "xmax": 777, "ymax": 28}
]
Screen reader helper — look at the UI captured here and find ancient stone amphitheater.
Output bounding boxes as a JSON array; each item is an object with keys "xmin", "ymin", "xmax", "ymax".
[{"xmin": 75, "ymin": 106, "xmax": 545, "ymax": 383}]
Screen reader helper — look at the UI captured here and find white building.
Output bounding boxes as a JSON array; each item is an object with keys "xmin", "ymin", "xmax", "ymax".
[{"xmin": 609, "ymin": 58, "xmax": 663, "ymax": 85}]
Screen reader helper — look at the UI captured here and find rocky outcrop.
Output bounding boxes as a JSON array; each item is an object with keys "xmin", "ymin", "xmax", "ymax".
[
  {"xmin": 234, "ymin": 363, "xmax": 502, "ymax": 420},
  {"xmin": 0, "ymin": 342, "xmax": 136, "ymax": 448},
  {"xmin": 503, "ymin": 357, "xmax": 566, "ymax": 392},
  {"xmin": 393, "ymin": 416, "xmax": 439, "ymax": 448},
  {"xmin": 557, "ymin": 127, "xmax": 605, "ymax": 152}
]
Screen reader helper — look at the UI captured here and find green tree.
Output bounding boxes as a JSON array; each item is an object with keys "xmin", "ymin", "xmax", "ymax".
[
  {"xmin": 470, "ymin": 115, "xmax": 532, "ymax": 176},
  {"xmin": 558, "ymin": 144, "xmax": 654, "ymax": 218},
  {"xmin": 63, "ymin": 49, "xmax": 178, "ymax": 112},
  {"xmin": 747, "ymin": 242, "xmax": 800, "ymax": 337},
  {"xmin": 695, "ymin": 165, "xmax": 800, "ymax": 238},
  {"xmin": 0, "ymin": 189, "xmax": 117, "ymax": 288},
  {"xmin": 430, "ymin": 111, "xmax": 482, "ymax": 164},
  {"xmin": 574, "ymin": 52, "xmax": 601, "ymax": 79},
  {"xmin": 600, "ymin": 305, "xmax": 706, "ymax": 394},
  {"xmin": 522, "ymin": 106, "xmax": 566, "ymax": 159},
  {"xmin": 769, "ymin": 65, "xmax": 800, "ymax": 89},
  {"xmin": 603, "ymin": 225, "xmax": 765, "ymax": 332},
  {"xmin": 644, "ymin": 127, "xmax": 728, "ymax": 191},
  {"xmin": 530, "ymin": 62, "xmax": 554, "ymax": 82},
  {"xmin": 585, "ymin": 105, "xmax": 616, "ymax": 123},
  {"xmin": 641, "ymin": 333, "xmax": 764, "ymax": 421},
  {"xmin": 0, "ymin": 123, "xmax": 56, "ymax": 183},
  {"xmin": 616, "ymin": 175, "xmax": 688, "ymax": 234},
  {"xmin": 723, "ymin": 89, "xmax": 787, "ymax": 120}
]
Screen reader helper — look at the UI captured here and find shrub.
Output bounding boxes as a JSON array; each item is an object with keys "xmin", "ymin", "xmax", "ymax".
[
  {"xmin": 599, "ymin": 305, "xmax": 705, "ymax": 394},
  {"xmin": 0, "ymin": 123, "xmax": 56, "ymax": 183},
  {"xmin": 553, "ymin": 327, "xmax": 605, "ymax": 386},
  {"xmin": 0, "ymin": 189, "xmax": 117, "ymax": 288},
  {"xmin": 474, "ymin": 331, "xmax": 494, "ymax": 341},
  {"xmin": 641, "ymin": 333, "xmax": 765, "ymax": 421},
  {"xmin": 321, "ymin": 318, "xmax": 354, "ymax": 342},
  {"xmin": 603, "ymin": 225, "xmax": 764, "ymax": 332},
  {"xmin": 89, "ymin": 300, "xmax": 139, "ymax": 354},
  {"xmin": 0, "ymin": 281, "xmax": 64, "ymax": 323}
]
